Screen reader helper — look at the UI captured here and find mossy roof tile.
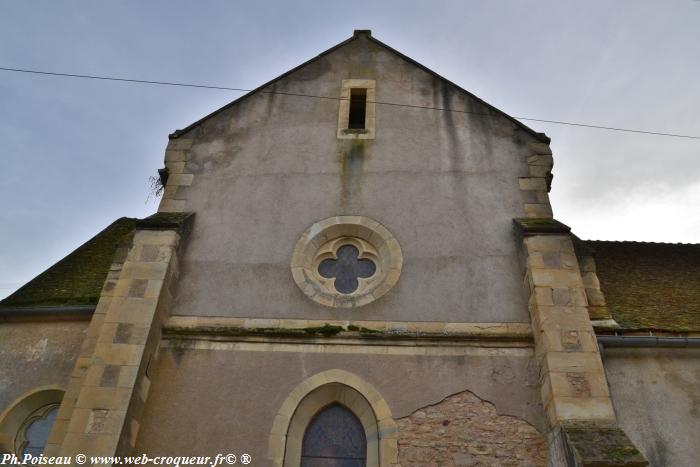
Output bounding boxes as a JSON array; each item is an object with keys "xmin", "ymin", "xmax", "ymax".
[
  {"xmin": 0, "ymin": 217, "xmax": 137, "ymax": 308},
  {"xmin": 587, "ymin": 240, "xmax": 700, "ymax": 332}
]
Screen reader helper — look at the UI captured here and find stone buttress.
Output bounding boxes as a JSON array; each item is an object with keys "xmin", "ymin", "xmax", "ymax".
[
  {"xmin": 514, "ymin": 142, "xmax": 646, "ymax": 467},
  {"xmin": 44, "ymin": 213, "xmax": 193, "ymax": 463}
]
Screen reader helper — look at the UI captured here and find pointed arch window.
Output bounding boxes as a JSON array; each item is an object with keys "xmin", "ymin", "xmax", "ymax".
[
  {"xmin": 301, "ymin": 404, "xmax": 367, "ymax": 467},
  {"xmin": 273, "ymin": 376, "xmax": 398, "ymax": 467}
]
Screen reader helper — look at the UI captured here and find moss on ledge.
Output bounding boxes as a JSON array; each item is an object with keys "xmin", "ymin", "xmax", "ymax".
[
  {"xmin": 513, "ymin": 217, "xmax": 571, "ymax": 235},
  {"xmin": 561, "ymin": 421, "xmax": 647, "ymax": 466},
  {"xmin": 136, "ymin": 212, "xmax": 194, "ymax": 230},
  {"xmin": 161, "ymin": 323, "xmax": 532, "ymax": 342},
  {"xmin": 303, "ymin": 324, "xmax": 345, "ymax": 337}
]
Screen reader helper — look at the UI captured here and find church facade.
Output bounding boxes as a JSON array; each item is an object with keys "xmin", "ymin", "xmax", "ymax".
[{"xmin": 1, "ymin": 30, "xmax": 699, "ymax": 467}]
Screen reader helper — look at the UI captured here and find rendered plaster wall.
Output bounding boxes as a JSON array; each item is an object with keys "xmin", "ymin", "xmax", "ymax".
[
  {"xmin": 169, "ymin": 34, "xmax": 543, "ymax": 323},
  {"xmin": 603, "ymin": 348, "xmax": 700, "ymax": 467},
  {"xmin": 135, "ymin": 345, "xmax": 547, "ymax": 464},
  {"xmin": 0, "ymin": 321, "xmax": 87, "ymax": 412}
]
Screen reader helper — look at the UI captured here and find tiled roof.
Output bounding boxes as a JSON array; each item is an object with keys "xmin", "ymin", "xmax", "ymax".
[
  {"xmin": 0, "ymin": 218, "xmax": 136, "ymax": 308},
  {"xmin": 587, "ymin": 240, "xmax": 700, "ymax": 332}
]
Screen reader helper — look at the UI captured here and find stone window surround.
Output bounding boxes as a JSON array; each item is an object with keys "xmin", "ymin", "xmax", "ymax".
[
  {"xmin": 268, "ymin": 369, "xmax": 398, "ymax": 467},
  {"xmin": 291, "ymin": 216, "xmax": 402, "ymax": 308},
  {"xmin": 0, "ymin": 386, "xmax": 64, "ymax": 455},
  {"xmin": 337, "ymin": 79, "xmax": 376, "ymax": 140}
]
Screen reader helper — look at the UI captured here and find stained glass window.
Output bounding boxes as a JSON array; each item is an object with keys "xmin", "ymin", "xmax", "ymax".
[
  {"xmin": 19, "ymin": 404, "xmax": 59, "ymax": 457},
  {"xmin": 301, "ymin": 404, "xmax": 367, "ymax": 467},
  {"xmin": 318, "ymin": 245, "xmax": 376, "ymax": 294}
]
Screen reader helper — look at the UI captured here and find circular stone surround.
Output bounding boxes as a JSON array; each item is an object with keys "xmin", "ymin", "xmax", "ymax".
[{"xmin": 291, "ymin": 216, "xmax": 403, "ymax": 308}]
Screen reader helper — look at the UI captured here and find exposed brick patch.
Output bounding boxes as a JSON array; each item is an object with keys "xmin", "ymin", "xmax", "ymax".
[{"xmin": 396, "ymin": 390, "xmax": 547, "ymax": 466}]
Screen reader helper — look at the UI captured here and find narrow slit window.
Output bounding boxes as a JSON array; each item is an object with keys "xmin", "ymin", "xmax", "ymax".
[
  {"xmin": 348, "ymin": 88, "xmax": 367, "ymax": 129},
  {"xmin": 337, "ymin": 79, "xmax": 375, "ymax": 139}
]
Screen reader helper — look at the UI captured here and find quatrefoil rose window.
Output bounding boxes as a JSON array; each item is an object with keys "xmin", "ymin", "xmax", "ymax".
[
  {"xmin": 291, "ymin": 216, "xmax": 403, "ymax": 308},
  {"xmin": 318, "ymin": 241, "xmax": 377, "ymax": 294}
]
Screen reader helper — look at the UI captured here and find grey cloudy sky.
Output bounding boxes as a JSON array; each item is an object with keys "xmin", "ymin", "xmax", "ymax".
[{"xmin": 1, "ymin": 0, "xmax": 699, "ymax": 299}]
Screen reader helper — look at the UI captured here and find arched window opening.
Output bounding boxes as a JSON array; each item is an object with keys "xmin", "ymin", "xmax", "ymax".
[
  {"xmin": 301, "ymin": 404, "xmax": 367, "ymax": 467},
  {"xmin": 15, "ymin": 404, "xmax": 59, "ymax": 456},
  {"xmin": 0, "ymin": 387, "xmax": 64, "ymax": 457}
]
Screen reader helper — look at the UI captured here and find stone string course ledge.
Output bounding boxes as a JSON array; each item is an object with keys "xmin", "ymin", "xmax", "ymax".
[{"xmin": 163, "ymin": 316, "xmax": 533, "ymax": 343}]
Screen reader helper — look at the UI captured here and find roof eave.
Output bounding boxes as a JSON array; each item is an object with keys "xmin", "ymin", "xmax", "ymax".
[
  {"xmin": 169, "ymin": 33, "xmax": 359, "ymax": 139},
  {"xmin": 0, "ymin": 305, "xmax": 95, "ymax": 322},
  {"xmin": 364, "ymin": 33, "xmax": 549, "ymax": 143}
]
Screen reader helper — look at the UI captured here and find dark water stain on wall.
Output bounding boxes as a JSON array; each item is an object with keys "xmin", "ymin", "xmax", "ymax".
[
  {"xmin": 289, "ymin": 56, "xmax": 332, "ymax": 82},
  {"xmin": 663, "ymin": 365, "xmax": 700, "ymax": 418},
  {"xmin": 341, "ymin": 36, "xmax": 380, "ymax": 79},
  {"xmin": 434, "ymin": 78, "xmax": 470, "ymax": 213},
  {"xmin": 645, "ymin": 435, "xmax": 668, "ymax": 467},
  {"xmin": 435, "ymin": 78, "xmax": 463, "ymax": 171},
  {"xmin": 338, "ymin": 140, "xmax": 371, "ymax": 212}
]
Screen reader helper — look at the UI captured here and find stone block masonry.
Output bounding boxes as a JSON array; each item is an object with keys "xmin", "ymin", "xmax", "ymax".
[
  {"xmin": 523, "ymin": 232, "xmax": 615, "ymax": 425},
  {"xmin": 514, "ymin": 139, "xmax": 644, "ymax": 466},
  {"xmin": 519, "ymin": 142, "xmax": 554, "ymax": 219},
  {"xmin": 514, "ymin": 218, "xmax": 646, "ymax": 466},
  {"xmin": 572, "ymin": 240, "xmax": 618, "ymax": 328},
  {"xmin": 159, "ymin": 138, "xmax": 194, "ymax": 214},
  {"xmin": 45, "ymin": 213, "xmax": 193, "ymax": 463}
]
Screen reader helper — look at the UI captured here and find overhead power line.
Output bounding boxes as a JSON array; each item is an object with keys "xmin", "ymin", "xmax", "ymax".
[{"xmin": 1, "ymin": 66, "xmax": 699, "ymax": 140}]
